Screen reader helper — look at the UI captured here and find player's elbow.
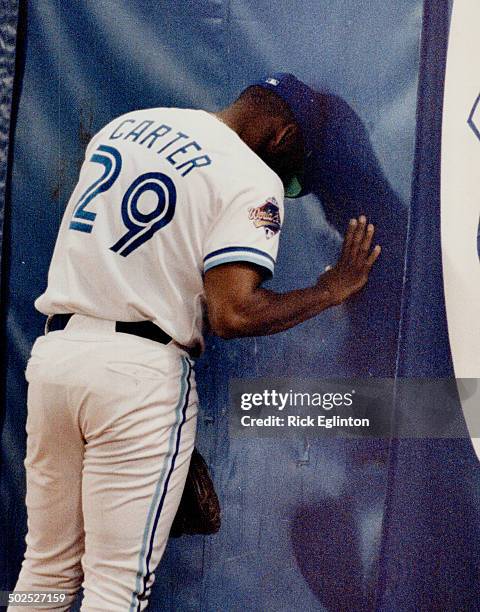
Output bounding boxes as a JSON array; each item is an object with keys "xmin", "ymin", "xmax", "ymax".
[{"xmin": 208, "ymin": 305, "xmax": 251, "ymax": 339}]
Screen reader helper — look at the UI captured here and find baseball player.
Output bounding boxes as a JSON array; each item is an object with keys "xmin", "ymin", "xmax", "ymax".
[{"xmin": 10, "ymin": 73, "xmax": 380, "ymax": 611}]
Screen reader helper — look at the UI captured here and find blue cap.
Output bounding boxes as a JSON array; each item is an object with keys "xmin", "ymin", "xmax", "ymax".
[{"xmin": 252, "ymin": 72, "xmax": 317, "ymax": 197}]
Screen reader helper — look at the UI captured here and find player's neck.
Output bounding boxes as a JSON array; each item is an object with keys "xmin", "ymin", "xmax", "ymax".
[
  {"xmin": 212, "ymin": 109, "xmax": 264, "ymax": 155},
  {"xmin": 212, "ymin": 109, "xmax": 242, "ymax": 135}
]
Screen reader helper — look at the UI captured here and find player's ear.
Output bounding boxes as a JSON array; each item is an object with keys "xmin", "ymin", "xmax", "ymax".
[{"xmin": 271, "ymin": 122, "xmax": 299, "ymax": 152}]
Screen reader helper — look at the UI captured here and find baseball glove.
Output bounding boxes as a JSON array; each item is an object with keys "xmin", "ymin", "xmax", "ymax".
[{"xmin": 170, "ymin": 447, "xmax": 221, "ymax": 537}]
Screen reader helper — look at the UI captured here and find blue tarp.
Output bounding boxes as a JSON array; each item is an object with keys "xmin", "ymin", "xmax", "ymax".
[{"xmin": 1, "ymin": 1, "xmax": 478, "ymax": 610}]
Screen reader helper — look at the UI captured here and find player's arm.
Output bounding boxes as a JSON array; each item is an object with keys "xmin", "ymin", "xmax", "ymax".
[{"xmin": 204, "ymin": 216, "xmax": 381, "ymax": 339}]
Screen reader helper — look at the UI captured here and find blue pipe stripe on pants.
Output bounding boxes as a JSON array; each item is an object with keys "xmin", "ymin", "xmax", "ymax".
[{"xmin": 130, "ymin": 356, "xmax": 193, "ymax": 611}]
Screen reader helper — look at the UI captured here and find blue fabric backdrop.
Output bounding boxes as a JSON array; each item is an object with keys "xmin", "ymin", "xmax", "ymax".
[
  {"xmin": 1, "ymin": 1, "xmax": 478, "ymax": 610},
  {"xmin": 375, "ymin": 2, "xmax": 480, "ymax": 610},
  {"xmin": 0, "ymin": 0, "xmax": 19, "ymax": 262}
]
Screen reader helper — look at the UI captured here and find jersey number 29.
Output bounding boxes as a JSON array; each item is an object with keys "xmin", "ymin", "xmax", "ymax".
[{"xmin": 69, "ymin": 145, "xmax": 177, "ymax": 256}]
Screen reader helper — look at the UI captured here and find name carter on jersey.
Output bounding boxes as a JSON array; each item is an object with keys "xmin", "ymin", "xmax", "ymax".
[{"xmin": 109, "ymin": 117, "xmax": 212, "ymax": 177}]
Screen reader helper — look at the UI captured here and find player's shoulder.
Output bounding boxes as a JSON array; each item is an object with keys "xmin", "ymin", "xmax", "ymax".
[
  {"xmin": 222, "ymin": 141, "xmax": 285, "ymax": 202},
  {"xmin": 181, "ymin": 109, "xmax": 285, "ymax": 199},
  {"xmin": 198, "ymin": 114, "xmax": 284, "ymax": 194}
]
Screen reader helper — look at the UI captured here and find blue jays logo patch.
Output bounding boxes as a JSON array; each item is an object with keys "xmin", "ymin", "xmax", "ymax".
[{"xmin": 248, "ymin": 198, "xmax": 281, "ymax": 239}]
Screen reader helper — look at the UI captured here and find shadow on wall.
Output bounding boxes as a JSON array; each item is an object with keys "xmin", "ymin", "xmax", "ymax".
[
  {"xmin": 312, "ymin": 92, "xmax": 408, "ymax": 376},
  {"xmin": 287, "ymin": 93, "xmax": 410, "ymax": 609},
  {"xmin": 290, "ymin": 439, "xmax": 388, "ymax": 612},
  {"xmin": 291, "ymin": 500, "xmax": 371, "ymax": 611}
]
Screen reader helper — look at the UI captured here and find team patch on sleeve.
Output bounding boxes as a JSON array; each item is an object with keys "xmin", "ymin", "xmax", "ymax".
[{"xmin": 248, "ymin": 197, "xmax": 281, "ymax": 239}]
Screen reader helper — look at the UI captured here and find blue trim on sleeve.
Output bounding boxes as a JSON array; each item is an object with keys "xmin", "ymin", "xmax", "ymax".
[
  {"xmin": 204, "ymin": 253, "xmax": 274, "ymax": 275},
  {"xmin": 204, "ymin": 246, "xmax": 276, "ymax": 266}
]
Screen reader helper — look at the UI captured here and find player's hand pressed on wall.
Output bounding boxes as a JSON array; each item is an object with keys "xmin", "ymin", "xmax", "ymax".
[
  {"xmin": 204, "ymin": 214, "xmax": 381, "ymax": 339},
  {"xmin": 318, "ymin": 215, "xmax": 381, "ymax": 305}
]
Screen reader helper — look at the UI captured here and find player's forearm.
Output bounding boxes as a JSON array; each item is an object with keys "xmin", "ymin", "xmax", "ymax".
[{"xmin": 210, "ymin": 280, "xmax": 336, "ymax": 339}]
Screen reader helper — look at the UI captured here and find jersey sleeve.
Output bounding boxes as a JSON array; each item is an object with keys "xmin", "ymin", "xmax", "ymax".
[{"xmin": 203, "ymin": 178, "xmax": 285, "ymax": 278}]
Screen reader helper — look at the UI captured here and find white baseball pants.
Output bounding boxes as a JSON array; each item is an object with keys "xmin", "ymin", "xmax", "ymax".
[{"xmin": 9, "ymin": 315, "xmax": 198, "ymax": 611}]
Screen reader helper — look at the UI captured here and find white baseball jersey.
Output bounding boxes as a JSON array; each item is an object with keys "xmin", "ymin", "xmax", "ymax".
[{"xmin": 35, "ymin": 108, "xmax": 285, "ymax": 348}]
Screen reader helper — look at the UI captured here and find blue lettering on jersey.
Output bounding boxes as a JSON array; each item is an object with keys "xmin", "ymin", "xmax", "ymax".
[
  {"xmin": 124, "ymin": 120, "xmax": 154, "ymax": 142},
  {"xmin": 156, "ymin": 131, "xmax": 189, "ymax": 154},
  {"xmin": 69, "ymin": 145, "xmax": 177, "ymax": 257},
  {"xmin": 139, "ymin": 124, "xmax": 172, "ymax": 148},
  {"xmin": 176, "ymin": 155, "xmax": 212, "ymax": 176},
  {"xmin": 69, "ymin": 145, "xmax": 122, "ymax": 233},
  {"xmin": 110, "ymin": 172, "xmax": 177, "ymax": 257},
  {"xmin": 110, "ymin": 119, "xmax": 136, "ymax": 139},
  {"xmin": 108, "ymin": 117, "xmax": 212, "ymax": 175},
  {"xmin": 166, "ymin": 141, "xmax": 201, "ymax": 164}
]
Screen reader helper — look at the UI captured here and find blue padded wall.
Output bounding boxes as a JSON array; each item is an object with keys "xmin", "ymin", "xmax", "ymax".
[{"xmin": 4, "ymin": 2, "xmax": 473, "ymax": 612}]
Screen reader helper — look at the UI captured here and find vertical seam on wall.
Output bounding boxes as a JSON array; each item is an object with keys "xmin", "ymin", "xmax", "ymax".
[
  {"xmin": 372, "ymin": 1, "xmax": 452, "ymax": 609},
  {"xmin": 0, "ymin": 0, "xmax": 21, "ymax": 300},
  {"xmin": 0, "ymin": 0, "xmax": 26, "ymax": 587},
  {"xmin": 0, "ymin": 1, "xmax": 20, "ymax": 265},
  {"xmin": 0, "ymin": 0, "xmax": 23, "ymax": 442}
]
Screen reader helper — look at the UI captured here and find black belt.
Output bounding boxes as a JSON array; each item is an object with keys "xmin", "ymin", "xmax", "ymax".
[{"xmin": 48, "ymin": 314, "xmax": 172, "ymax": 345}]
